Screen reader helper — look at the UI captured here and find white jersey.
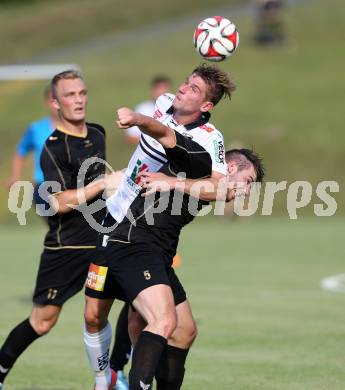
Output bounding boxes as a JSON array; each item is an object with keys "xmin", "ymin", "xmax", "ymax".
[
  {"xmin": 125, "ymin": 100, "xmax": 155, "ymax": 138},
  {"xmin": 107, "ymin": 93, "xmax": 226, "ymax": 222}
]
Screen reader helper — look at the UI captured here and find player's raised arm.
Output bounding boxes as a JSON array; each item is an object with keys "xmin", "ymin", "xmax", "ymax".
[{"xmin": 117, "ymin": 107, "xmax": 176, "ymax": 148}]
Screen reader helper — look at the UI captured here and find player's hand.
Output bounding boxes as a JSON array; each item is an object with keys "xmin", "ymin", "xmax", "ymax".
[
  {"xmin": 138, "ymin": 171, "xmax": 176, "ymax": 197},
  {"xmin": 116, "ymin": 107, "xmax": 140, "ymax": 129},
  {"xmin": 103, "ymin": 170, "xmax": 124, "ymax": 198}
]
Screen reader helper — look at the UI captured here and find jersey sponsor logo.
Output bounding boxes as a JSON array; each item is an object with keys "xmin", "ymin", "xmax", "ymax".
[
  {"xmin": 153, "ymin": 109, "xmax": 163, "ymax": 119},
  {"xmin": 200, "ymin": 124, "xmax": 214, "ymax": 133},
  {"xmin": 130, "ymin": 159, "xmax": 148, "ymax": 185},
  {"xmin": 164, "ymin": 93, "xmax": 174, "ymax": 101},
  {"xmin": 169, "ymin": 118, "xmax": 178, "ymax": 127},
  {"xmin": 47, "ymin": 288, "xmax": 58, "ymax": 300},
  {"xmin": 48, "ymin": 136, "xmax": 58, "ymax": 141},
  {"xmin": 213, "ymin": 140, "xmax": 225, "ymax": 164},
  {"xmin": 86, "ymin": 263, "xmax": 108, "ymax": 292}
]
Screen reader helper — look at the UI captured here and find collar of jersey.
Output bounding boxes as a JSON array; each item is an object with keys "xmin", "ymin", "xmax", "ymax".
[
  {"xmin": 56, "ymin": 126, "xmax": 88, "ymax": 138},
  {"xmin": 166, "ymin": 106, "xmax": 211, "ymax": 130}
]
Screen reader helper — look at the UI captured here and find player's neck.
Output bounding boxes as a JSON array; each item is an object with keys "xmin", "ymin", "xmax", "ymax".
[
  {"xmin": 173, "ymin": 111, "xmax": 201, "ymax": 126},
  {"xmin": 57, "ymin": 118, "xmax": 87, "ymax": 137}
]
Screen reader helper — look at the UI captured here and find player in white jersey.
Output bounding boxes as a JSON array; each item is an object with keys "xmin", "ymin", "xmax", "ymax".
[
  {"xmin": 106, "ymin": 91, "xmax": 226, "ymax": 224},
  {"xmin": 84, "ymin": 64, "xmax": 237, "ymax": 390}
]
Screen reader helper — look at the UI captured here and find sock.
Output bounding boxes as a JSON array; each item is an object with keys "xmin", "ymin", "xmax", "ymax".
[
  {"xmin": 0, "ymin": 318, "xmax": 41, "ymax": 383},
  {"xmin": 109, "ymin": 303, "xmax": 131, "ymax": 371},
  {"xmin": 84, "ymin": 322, "xmax": 112, "ymax": 390},
  {"xmin": 155, "ymin": 345, "xmax": 189, "ymax": 390},
  {"xmin": 129, "ymin": 331, "xmax": 167, "ymax": 390}
]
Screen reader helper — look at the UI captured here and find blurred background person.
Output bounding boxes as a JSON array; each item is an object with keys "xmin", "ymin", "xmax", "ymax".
[
  {"xmin": 254, "ymin": 0, "xmax": 285, "ymax": 46},
  {"xmin": 125, "ymin": 75, "xmax": 172, "ymax": 145},
  {"xmin": 6, "ymin": 86, "xmax": 58, "ymax": 218}
]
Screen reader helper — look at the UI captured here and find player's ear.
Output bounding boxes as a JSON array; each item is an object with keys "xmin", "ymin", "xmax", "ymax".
[
  {"xmin": 200, "ymin": 100, "xmax": 214, "ymax": 113},
  {"xmin": 52, "ymin": 98, "xmax": 60, "ymax": 111},
  {"xmin": 227, "ymin": 161, "xmax": 238, "ymax": 175}
]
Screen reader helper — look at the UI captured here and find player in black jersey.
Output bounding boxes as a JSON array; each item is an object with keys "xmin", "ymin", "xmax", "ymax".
[
  {"xmin": 0, "ymin": 70, "xmax": 117, "ymax": 390},
  {"xmin": 83, "ymin": 66, "xmax": 264, "ymax": 390}
]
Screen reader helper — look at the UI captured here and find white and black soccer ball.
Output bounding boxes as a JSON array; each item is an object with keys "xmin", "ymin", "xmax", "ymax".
[{"xmin": 193, "ymin": 16, "xmax": 239, "ymax": 62}]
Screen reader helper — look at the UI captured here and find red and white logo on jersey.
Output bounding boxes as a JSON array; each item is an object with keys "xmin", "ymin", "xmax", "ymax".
[
  {"xmin": 200, "ymin": 124, "xmax": 214, "ymax": 133},
  {"xmin": 153, "ymin": 109, "xmax": 163, "ymax": 119},
  {"xmin": 130, "ymin": 159, "xmax": 148, "ymax": 184}
]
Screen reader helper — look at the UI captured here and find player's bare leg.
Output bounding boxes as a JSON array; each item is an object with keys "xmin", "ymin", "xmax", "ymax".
[
  {"xmin": 168, "ymin": 300, "xmax": 197, "ymax": 349},
  {"xmin": 29, "ymin": 304, "xmax": 62, "ymax": 334},
  {"xmin": 129, "ymin": 284, "xmax": 177, "ymax": 390}
]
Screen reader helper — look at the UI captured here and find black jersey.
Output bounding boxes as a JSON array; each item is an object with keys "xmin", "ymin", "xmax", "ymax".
[
  {"xmin": 104, "ymin": 131, "xmax": 212, "ymax": 260},
  {"xmin": 40, "ymin": 123, "xmax": 106, "ymax": 249}
]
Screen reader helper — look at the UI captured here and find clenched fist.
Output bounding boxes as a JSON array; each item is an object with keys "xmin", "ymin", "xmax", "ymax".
[{"xmin": 116, "ymin": 107, "xmax": 140, "ymax": 129}]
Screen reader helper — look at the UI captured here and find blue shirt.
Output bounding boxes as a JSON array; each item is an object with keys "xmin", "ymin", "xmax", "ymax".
[{"xmin": 16, "ymin": 116, "xmax": 54, "ymax": 184}]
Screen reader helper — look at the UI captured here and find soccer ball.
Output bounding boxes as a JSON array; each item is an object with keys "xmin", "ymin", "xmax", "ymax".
[{"xmin": 193, "ymin": 16, "xmax": 239, "ymax": 62}]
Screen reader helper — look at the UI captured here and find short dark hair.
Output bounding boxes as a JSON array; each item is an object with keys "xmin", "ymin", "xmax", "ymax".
[
  {"xmin": 225, "ymin": 148, "xmax": 265, "ymax": 182},
  {"xmin": 151, "ymin": 75, "xmax": 171, "ymax": 87},
  {"xmin": 192, "ymin": 63, "xmax": 236, "ymax": 105},
  {"xmin": 50, "ymin": 70, "xmax": 83, "ymax": 98}
]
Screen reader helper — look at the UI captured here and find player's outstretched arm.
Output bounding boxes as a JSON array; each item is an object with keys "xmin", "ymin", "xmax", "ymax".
[
  {"xmin": 139, "ymin": 170, "xmax": 228, "ymax": 202},
  {"xmin": 50, "ymin": 172, "xmax": 122, "ymax": 214},
  {"xmin": 50, "ymin": 179, "xmax": 106, "ymax": 214},
  {"xmin": 117, "ymin": 107, "xmax": 176, "ymax": 148}
]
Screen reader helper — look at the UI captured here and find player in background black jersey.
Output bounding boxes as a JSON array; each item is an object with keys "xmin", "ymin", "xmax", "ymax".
[{"xmin": 0, "ymin": 70, "xmax": 118, "ymax": 390}]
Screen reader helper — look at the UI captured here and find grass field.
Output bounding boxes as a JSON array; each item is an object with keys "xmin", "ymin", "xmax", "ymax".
[
  {"xmin": 1, "ymin": 217, "xmax": 345, "ymax": 389},
  {"xmin": 0, "ymin": 0, "xmax": 241, "ymax": 64}
]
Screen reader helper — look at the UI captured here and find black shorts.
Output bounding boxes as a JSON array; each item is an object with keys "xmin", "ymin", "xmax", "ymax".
[
  {"xmin": 166, "ymin": 266, "xmax": 187, "ymax": 306},
  {"xmin": 85, "ymin": 241, "xmax": 186, "ymax": 305},
  {"xmin": 33, "ymin": 248, "xmax": 96, "ymax": 305}
]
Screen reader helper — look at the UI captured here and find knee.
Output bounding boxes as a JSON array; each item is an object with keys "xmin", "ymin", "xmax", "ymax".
[
  {"xmin": 31, "ymin": 316, "xmax": 57, "ymax": 336},
  {"xmin": 84, "ymin": 306, "xmax": 108, "ymax": 332},
  {"xmin": 171, "ymin": 320, "xmax": 197, "ymax": 348},
  {"xmin": 159, "ymin": 311, "xmax": 177, "ymax": 339},
  {"xmin": 184, "ymin": 321, "xmax": 197, "ymax": 346}
]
